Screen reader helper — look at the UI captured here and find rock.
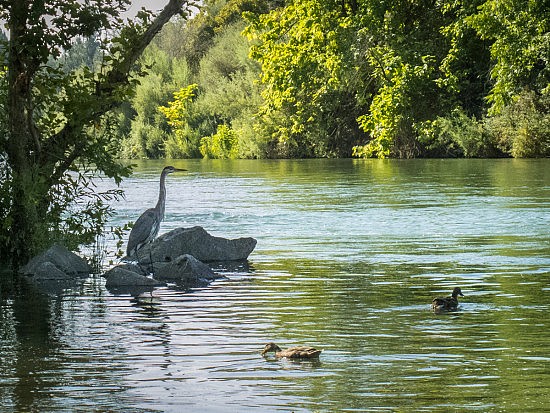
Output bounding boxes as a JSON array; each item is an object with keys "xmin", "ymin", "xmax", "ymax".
[
  {"xmin": 32, "ymin": 261, "xmax": 71, "ymax": 280},
  {"xmin": 155, "ymin": 254, "xmax": 222, "ymax": 287},
  {"xmin": 140, "ymin": 226, "xmax": 257, "ymax": 266},
  {"xmin": 104, "ymin": 266, "xmax": 164, "ymax": 288},
  {"xmin": 20, "ymin": 244, "xmax": 91, "ymax": 278},
  {"xmin": 110, "ymin": 262, "xmax": 147, "ymax": 276}
]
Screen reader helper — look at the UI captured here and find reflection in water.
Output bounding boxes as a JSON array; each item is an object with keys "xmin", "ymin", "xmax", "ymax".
[{"xmin": 1, "ymin": 159, "xmax": 549, "ymax": 412}]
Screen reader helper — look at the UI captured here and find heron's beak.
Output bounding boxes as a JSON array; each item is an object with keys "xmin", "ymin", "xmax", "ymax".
[
  {"xmin": 174, "ymin": 168, "xmax": 187, "ymax": 172},
  {"xmin": 459, "ymin": 292, "xmax": 464, "ymax": 297}
]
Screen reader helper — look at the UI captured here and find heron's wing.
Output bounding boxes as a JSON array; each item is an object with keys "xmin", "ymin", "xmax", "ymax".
[{"xmin": 126, "ymin": 208, "xmax": 160, "ymax": 257}]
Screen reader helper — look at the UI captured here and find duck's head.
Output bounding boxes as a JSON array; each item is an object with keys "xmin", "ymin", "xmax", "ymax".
[
  {"xmin": 261, "ymin": 342, "xmax": 282, "ymax": 355},
  {"xmin": 452, "ymin": 287, "xmax": 464, "ymax": 298}
]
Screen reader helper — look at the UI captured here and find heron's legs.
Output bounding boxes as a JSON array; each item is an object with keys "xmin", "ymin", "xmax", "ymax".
[
  {"xmin": 135, "ymin": 248, "xmax": 150, "ymax": 276},
  {"xmin": 149, "ymin": 247, "xmax": 156, "ymax": 278}
]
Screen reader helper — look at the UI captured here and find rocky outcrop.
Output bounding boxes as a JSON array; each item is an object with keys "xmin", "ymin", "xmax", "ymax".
[
  {"xmin": 104, "ymin": 227, "xmax": 256, "ymax": 291},
  {"xmin": 20, "ymin": 244, "xmax": 91, "ymax": 280}
]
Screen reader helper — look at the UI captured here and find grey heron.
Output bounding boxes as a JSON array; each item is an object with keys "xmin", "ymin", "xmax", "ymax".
[{"xmin": 126, "ymin": 165, "xmax": 187, "ymax": 262}]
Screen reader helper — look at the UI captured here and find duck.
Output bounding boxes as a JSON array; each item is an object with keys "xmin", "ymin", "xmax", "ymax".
[
  {"xmin": 261, "ymin": 342, "xmax": 322, "ymax": 359},
  {"xmin": 432, "ymin": 287, "xmax": 464, "ymax": 312}
]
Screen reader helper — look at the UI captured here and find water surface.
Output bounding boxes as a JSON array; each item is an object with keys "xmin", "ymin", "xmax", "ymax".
[{"xmin": 1, "ymin": 159, "xmax": 549, "ymax": 412}]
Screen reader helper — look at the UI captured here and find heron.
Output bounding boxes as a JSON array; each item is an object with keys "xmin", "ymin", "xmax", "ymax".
[{"xmin": 126, "ymin": 166, "xmax": 187, "ymax": 265}]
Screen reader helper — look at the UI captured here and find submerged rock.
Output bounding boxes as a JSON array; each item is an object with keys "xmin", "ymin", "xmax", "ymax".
[
  {"xmin": 104, "ymin": 266, "xmax": 164, "ymax": 288},
  {"xmin": 20, "ymin": 244, "xmax": 91, "ymax": 279},
  {"xmin": 115, "ymin": 262, "xmax": 147, "ymax": 276},
  {"xmin": 31, "ymin": 261, "xmax": 71, "ymax": 280},
  {"xmin": 154, "ymin": 254, "xmax": 223, "ymax": 288},
  {"xmin": 140, "ymin": 226, "xmax": 257, "ymax": 266}
]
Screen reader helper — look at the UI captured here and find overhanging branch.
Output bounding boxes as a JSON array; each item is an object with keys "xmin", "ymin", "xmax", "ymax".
[{"xmin": 40, "ymin": 0, "xmax": 197, "ymax": 172}]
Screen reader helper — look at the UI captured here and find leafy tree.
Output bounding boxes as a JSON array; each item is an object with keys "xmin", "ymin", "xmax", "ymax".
[
  {"xmin": 0, "ymin": 0, "xmax": 198, "ymax": 269},
  {"xmin": 120, "ymin": 1, "xmax": 276, "ymax": 159},
  {"xmin": 120, "ymin": 0, "xmax": 548, "ymax": 160},
  {"xmin": 121, "ymin": 45, "xmax": 192, "ymax": 158},
  {"xmin": 244, "ymin": 0, "xmax": 364, "ymax": 157},
  {"xmin": 485, "ymin": 90, "xmax": 550, "ymax": 158},
  {"xmin": 58, "ymin": 35, "xmax": 103, "ymax": 72},
  {"xmin": 200, "ymin": 124, "xmax": 239, "ymax": 158},
  {"xmin": 159, "ymin": 83, "xmax": 201, "ymax": 157},
  {"xmin": 466, "ymin": 0, "xmax": 550, "ymax": 113},
  {"xmin": 194, "ymin": 20, "xmax": 266, "ymax": 157},
  {"xmin": 178, "ymin": 0, "xmax": 279, "ymax": 71}
]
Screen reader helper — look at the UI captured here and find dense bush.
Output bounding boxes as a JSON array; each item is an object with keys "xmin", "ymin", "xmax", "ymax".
[
  {"xmin": 120, "ymin": 46, "xmax": 192, "ymax": 158},
  {"xmin": 424, "ymin": 109, "xmax": 500, "ymax": 158},
  {"xmin": 200, "ymin": 124, "xmax": 239, "ymax": 158},
  {"xmin": 486, "ymin": 90, "xmax": 550, "ymax": 158}
]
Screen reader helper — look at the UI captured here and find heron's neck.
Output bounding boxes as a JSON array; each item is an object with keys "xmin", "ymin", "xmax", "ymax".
[{"xmin": 155, "ymin": 171, "xmax": 167, "ymax": 220}]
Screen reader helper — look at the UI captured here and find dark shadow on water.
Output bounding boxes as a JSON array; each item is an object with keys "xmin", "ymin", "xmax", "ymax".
[
  {"xmin": 262, "ymin": 355, "xmax": 323, "ymax": 369},
  {"xmin": 0, "ymin": 274, "xmax": 65, "ymax": 413},
  {"xmin": 106, "ymin": 285, "xmax": 156, "ymax": 297}
]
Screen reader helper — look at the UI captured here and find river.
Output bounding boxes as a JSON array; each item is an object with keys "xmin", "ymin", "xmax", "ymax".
[{"xmin": 1, "ymin": 159, "xmax": 549, "ymax": 412}]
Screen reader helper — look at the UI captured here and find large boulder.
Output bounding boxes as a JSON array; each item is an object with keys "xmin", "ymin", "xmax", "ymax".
[
  {"xmin": 155, "ymin": 254, "xmax": 222, "ymax": 288},
  {"xmin": 20, "ymin": 244, "xmax": 91, "ymax": 278},
  {"xmin": 140, "ymin": 226, "xmax": 256, "ymax": 266}
]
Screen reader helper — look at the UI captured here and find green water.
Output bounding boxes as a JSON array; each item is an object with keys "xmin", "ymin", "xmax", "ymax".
[{"xmin": 1, "ymin": 159, "xmax": 549, "ymax": 412}]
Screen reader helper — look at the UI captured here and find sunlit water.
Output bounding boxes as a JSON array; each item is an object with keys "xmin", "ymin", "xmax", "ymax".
[{"xmin": 1, "ymin": 159, "xmax": 550, "ymax": 412}]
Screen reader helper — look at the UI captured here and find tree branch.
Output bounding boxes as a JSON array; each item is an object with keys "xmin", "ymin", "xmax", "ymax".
[
  {"xmin": 103, "ymin": 0, "xmax": 195, "ymax": 88},
  {"xmin": 40, "ymin": 0, "xmax": 196, "ymax": 175}
]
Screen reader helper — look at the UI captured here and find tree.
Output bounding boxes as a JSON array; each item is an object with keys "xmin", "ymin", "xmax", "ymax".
[
  {"xmin": 466, "ymin": 0, "xmax": 550, "ymax": 113},
  {"xmin": 159, "ymin": 83, "xmax": 201, "ymax": 157},
  {"xmin": 0, "ymin": 0, "xmax": 198, "ymax": 269},
  {"xmin": 121, "ymin": 45, "xmax": 192, "ymax": 158},
  {"xmin": 244, "ymin": 0, "xmax": 365, "ymax": 157}
]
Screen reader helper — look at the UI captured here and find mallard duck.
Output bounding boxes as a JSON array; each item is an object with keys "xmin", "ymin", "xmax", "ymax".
[
  {"xmin": 261, "ymin": 342, "xmax": 322, "ymax": 359},
  {"xmin": 432, "ymin": 287, "xmax": 464, "ymax": 312}
]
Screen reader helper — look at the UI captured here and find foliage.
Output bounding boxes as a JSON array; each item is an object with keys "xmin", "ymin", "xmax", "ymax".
[
  {"xmin": 200, "ymin": 124, "xmax": 239, "ymax": 158},
  {"xmin": 134, "ymin": 16, "xmax": 267, "ymax": 159},
  {"xmin": 421, "ymin": 109, "xmax": 498, "ymax": 158},
  {"xmin": 485, "ymin": 90, "xmax": 550, "ymax": 158},
  {"xmin": 120, "ymin": 45, "xmax": 192, "ymax": 158},
  {"xmin": 174, "ymin": 0, "xmax": 279, "ymax": 70},
  {"xmin": 159, "ymin": 83, "xmax": 202, "ymax": 158},
  {"xmin": 116, "ymin": 0, "xmax": 549, "ymax": 160},
  {"xmin": 244, "ymin": 0, "xmax": 363, "ymax": 157},
  {"xmin": 466, "ymin": 0, "xmax": 550, "ymax": 113},
  {"xmin": 194, "ymin": 21, "xmax": 266, "ymax": 157},
  {"xmin": 354, "ymin": 57, "xmax": 438, "ymax": 158}
]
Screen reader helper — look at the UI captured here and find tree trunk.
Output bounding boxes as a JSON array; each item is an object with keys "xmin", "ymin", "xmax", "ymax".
[{"xmin": 5, "ymin": 1, "xmax": 43, "ymax": 266}]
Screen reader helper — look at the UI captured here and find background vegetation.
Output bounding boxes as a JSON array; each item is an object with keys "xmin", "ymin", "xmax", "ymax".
[{"xmin": 113, "ymin": 0, "xmax": 549, "ymax": 159}]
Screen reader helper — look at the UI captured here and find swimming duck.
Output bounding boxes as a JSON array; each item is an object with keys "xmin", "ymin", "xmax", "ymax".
[
  {"xmin": 261, "ymin": 343, "xmax": 322, "ymax": 359},
  {"xmin": 432, "ymin": 287, "xmax": 464, "ymax": 312}
]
